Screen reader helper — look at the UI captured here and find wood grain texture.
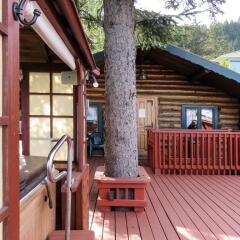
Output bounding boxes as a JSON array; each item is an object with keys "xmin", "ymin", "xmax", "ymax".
[
  {"xmin": 20, "ymin": 182, "xmax": 56, "ymax": 240},
  {"xmin": 148, "ymin": 129, "xmax": 240, "ymax": 175},
  {"xmin": 89, "ymin": 159, "xmax": 240, "ymax": 240},
  {"xmin": 49, "ymin": 230, "xmax": 94, "ymax": 240},
  {"xmin": 87, "ymin": 64, "xmax": 240, "ymax": 130}
]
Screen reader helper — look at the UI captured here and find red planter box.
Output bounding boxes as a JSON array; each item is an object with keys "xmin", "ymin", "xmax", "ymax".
[{"xmin": 94, "ymin": 166, "xmax": 150, "ymax": 212}]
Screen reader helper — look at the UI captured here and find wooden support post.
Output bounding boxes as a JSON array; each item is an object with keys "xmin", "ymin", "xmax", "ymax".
[
  {"xmin": 61, "ymin": 166, "xmax": 90, "ymax": 230},
  {"xmin": 76, "ymin": 59, "xmax": 86, "ymax": 172},
  {"xmin": 61, "ymin": 59, "xmax": 90, "ymax": 231},
  {"xmin": 77, "ymin": 165, "xmax": 90, "ymax": 230}
]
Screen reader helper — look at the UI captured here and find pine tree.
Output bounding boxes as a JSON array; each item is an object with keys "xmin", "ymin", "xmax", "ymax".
[{"xmin": 78, "ymin": 0, "xmax": 225, "ymax": 177}]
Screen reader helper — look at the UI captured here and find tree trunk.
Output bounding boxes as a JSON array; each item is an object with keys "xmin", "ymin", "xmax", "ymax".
[{"xmin": 104, "ymin": 0, "xmax": 138, "ymax": 177}]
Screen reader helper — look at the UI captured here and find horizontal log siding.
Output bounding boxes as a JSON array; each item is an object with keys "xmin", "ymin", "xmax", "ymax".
[{"xmin": 87, "ymin": 64, "xmax": 240, "ymax": 130}]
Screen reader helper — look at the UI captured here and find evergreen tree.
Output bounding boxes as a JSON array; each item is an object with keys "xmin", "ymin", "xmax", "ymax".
[
  {"xmin": 78, "ymin": 0, "xmax": 225, "ymax": 178},
  {"xmin": 223, "ymin": 19, "xmax": 240, "ymax": 51},
  {"xmin": 203, "ymin": 23, "xmax": 233, "ymax": 59}
]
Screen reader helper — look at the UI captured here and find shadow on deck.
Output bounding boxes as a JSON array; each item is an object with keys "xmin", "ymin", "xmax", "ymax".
[{"xmin": 88, "ymin": 158, "xmax": 240, "ymax": 240}]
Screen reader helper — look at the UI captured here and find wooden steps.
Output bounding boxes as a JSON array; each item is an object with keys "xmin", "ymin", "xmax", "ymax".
[{"xmin": 49, "ymin": 230, "xmax": 94, "ymax": 240}]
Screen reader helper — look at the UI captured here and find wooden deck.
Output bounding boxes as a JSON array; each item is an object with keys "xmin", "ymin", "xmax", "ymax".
[{"xmin": 89, "ymin": 159, "xmax": 240, "ymax": 240}]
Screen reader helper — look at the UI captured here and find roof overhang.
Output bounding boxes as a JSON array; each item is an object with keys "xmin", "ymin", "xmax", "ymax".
[
  {"xmin": 94, "ymin": 45, "xmax": 240, "ymax": 97},
  {"xmin": 35, "ymin": 0, "xmax": 100, "ymax": 75},
  {"xmin": 164, "ymin": 45, "xmax": 240, "ymax": 84}
]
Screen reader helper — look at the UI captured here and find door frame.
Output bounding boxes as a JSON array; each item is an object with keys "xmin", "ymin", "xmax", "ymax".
[
  {"xmin": 137, "ymin": 95, "xmax": 158, "ymax": 128},
  {"xmin": 137, "ymin": 95, "xmax": 158, "ymax": 157}
]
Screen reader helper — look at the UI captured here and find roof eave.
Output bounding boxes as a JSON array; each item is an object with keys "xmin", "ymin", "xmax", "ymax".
[
  {"xmin": 56, "ymin": 0, "xmax": 100, "ymax": 75},
  {"xmin": 164, "ymin": 45, "xmax": 240, "ymax": 84}
]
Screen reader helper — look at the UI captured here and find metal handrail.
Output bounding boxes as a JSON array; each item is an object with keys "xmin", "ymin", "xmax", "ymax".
[
  {"xmin": 47, "ymin": 135, "xmax": 71, "ymax": 182},
  {"xmin": 47, "ymin": 134, "xmax": 73, "ymax": 240}
]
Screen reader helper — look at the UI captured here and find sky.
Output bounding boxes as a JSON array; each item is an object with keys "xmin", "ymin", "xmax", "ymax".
[{"xmin": 135, "ymin": 0, "xmax": 240, "ymax": 25}]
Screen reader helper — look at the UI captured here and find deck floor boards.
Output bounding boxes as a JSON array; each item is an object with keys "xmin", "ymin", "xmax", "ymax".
[{"xmin": 88, "ymin": 159, "xmax": 240, "ymax": 240}]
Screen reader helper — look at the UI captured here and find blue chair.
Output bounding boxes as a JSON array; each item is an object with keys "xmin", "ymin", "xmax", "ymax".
[{"xmin": 89, "ymin": 132, "xmax": 105, "ymax": 157}]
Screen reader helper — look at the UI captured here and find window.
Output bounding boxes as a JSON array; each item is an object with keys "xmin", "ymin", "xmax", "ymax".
[
  {"xmin": 230, "ymin": 61, "xmax": 240, "ymax": 73},
  {"xmin": 87, "ymin": 106, "xmax": 98, "ymax": 123},
  {"xmin": 87, "ymin": 103, "xmax": 103, "ymax": 135},
  {"xmin": 29, "ymin": 72, "xmax": 73, "ymax": 160},
  {"xmin": 182, "ymin": 105, "xmax": 218, "ymax": 130}
]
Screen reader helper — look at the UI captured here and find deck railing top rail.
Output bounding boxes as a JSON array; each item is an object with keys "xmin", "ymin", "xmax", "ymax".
[{"xmin": 148, "ymin": 128, "xmax": 240, "ymax": 134}]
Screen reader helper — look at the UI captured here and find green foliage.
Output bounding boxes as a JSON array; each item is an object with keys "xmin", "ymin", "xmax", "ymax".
[
  {"xmin": 170, "ymin": 23, "xmax": 235, "ymax": 60},
  {"xmin": 202, "ymin": 23, "xmax": 233, "ymax": 59},
  {"xmin": 135, "ymin": 9, "xmax": 175, "ymax": 49},
  {"xmin": 76, "ymin": 0, "xmax": 228, "ymax": 55},
  {"xmin": 171, "ymin": 25, "xmax": 208, "ymax": 56},
  {"xmin": 219, "ymin": 58, "xmax": 230, "ymax": 68},
  {"xmin": 76, "ymin": 0, "xmax": 104, "ymax": 52},
  {"xmin": 223, "ymin": 19, "xmax": 240, "ymax": 51}
]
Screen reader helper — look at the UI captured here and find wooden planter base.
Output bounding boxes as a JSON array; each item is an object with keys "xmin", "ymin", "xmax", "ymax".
[
  {"xmin": 94, "ymin": 166, "xmax": 150, "ymax": 212},
  {"xmin": 50, "ymin": 230, "xmax": 94, "ymax": 240}
]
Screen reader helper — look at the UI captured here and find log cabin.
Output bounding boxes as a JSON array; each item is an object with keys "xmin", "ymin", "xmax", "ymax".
[
  {"xmin": 1, "ymin": 1, "xmax": 99, "ymax": 239},
  {"xmin": 87, "ymin": 46, "xmax": 240, "ymax": 175}
]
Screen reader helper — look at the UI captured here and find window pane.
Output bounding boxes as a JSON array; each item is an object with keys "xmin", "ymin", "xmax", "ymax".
[
  {"xmin": 186, "ymin": 109, "xmax": 198, "ymax": 129},
  {"xmin": 53, "ymin": 96, "xmax": 73, "ymax": 116},
  {"xmin": 201, "ymin": 109, "xmax": 213, "ymax": 130},
  {"xmin": 30, "ymin": 95, "xmax": 50, "ymax": 115},
  {"xmin": 230, "ymin": 61, "xmax": 240, "ymax": 73},
  {"xmin": 87, "ymin": 106, "xmax": 98, "ymax": 122},
  {"xmin": 30, "ymin": 118, "xmax": 50, "ymax": 138},
  {"xmin": 52, "ymin": 73, "xmax": 73, "ymax": 94},
  {"xmin": 30, "ymin": 139, "xmax": 51, "ymax": 157},
  {"xmin": 53, "ymin": 118, "xmax": 73, "ymax": 139},
  {"xmin": 54, "ymin": 142, "xmax": 68, "ymax": 161},
  {"xmin": 29, "ymin": 72, "xmax": 50, "ymax": 93}
]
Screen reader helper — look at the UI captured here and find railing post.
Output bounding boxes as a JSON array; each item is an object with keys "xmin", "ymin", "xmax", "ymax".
[
  {"xmin": 163, "ymin": 133, "xmax": 165, "ymax": 173},
  {"xmin": 213, "ymin": 134, "xmax": 216, "ymax": 172},
  {"xmin": 173, "ymin": 133, "xmax": 176, "ymax": 173},
  {"xmin": 180, "ymin": 132, "xmax": 182, "ymax": 174},
  {"xmin": 224, "ymin": 134, "xmax": 227, "ymax": 175},
  {"xmin": 201, "ymin": 133, "xmax": 204, "ymax": 174},
  {"xmin": 235, "ymin": 135, "xmax": 239, "ymax": 172},
  {"xmin": 185, "ymin": 133, "xmax": 188, "ymax": 174},
  {"xmin": 229, "ymin": 133, "xmax": 233, "ymax": 171},
  {"xmin": 207, "ymin": 133, "xmax": 210, "ymax": 174},
  {"xmin": 168, "ymin": 132, "xmax": 171, "ymax": 173},
  {"xmin": 154, "ymin": 132, "xmax": 158, "ymax": 172},
  {"xmin": 219, "ymin": 133, "xmax": 221, "ymax": 173}
]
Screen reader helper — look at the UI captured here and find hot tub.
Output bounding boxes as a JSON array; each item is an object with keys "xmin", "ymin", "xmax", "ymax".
[
  {"xmin": 19, "ymin": 156, "xmax": 56, "ymax": 240},
  {"xmin": 20, "ymin": 156, "xmax": 48, "ymax": 199}
]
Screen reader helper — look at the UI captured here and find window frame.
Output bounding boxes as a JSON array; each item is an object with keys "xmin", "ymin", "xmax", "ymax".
[
  {"xmin": 87, "ymin": 103, "xmax": 103, "ymax": 133},
  {"xmin": 182, "ymin": 105, "xmax": 218, "ymax": 129},
  {"xmin": 22, "ymin": 70, "xmax": 74, "ymax": 161}
]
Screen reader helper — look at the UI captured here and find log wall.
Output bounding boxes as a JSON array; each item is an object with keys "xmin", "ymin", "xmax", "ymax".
[{"xmin": 87, "ymin": 64, "xmax": 240, "ymax": 130}]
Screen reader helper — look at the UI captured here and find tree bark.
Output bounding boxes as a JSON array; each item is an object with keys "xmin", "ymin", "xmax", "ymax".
[{"xmin": 104, "ymin": 0, "xmax": 138, "ymax": 177}]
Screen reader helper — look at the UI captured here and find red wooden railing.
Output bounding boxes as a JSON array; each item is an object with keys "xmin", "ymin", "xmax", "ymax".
[{"xmin": 148, "ymin": 129, "xmax": 240, "ymax": 175}]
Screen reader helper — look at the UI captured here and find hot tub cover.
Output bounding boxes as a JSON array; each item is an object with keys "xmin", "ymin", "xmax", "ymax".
[{"xmin": 20, "ymin": 156, "xmax": 47, "ymax": 199}]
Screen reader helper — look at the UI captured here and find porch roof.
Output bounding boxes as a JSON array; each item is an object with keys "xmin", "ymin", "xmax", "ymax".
[
  {"xmin": 35, "ymin": 0, "xmax": 99, "ymax": 75},
  {"xmin": 94, "ymin": 45, "xmax": 240, "ymax": 97}
]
